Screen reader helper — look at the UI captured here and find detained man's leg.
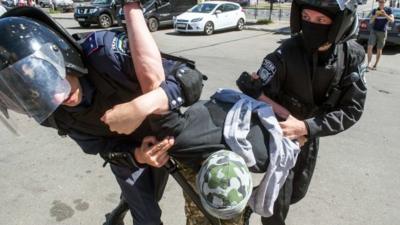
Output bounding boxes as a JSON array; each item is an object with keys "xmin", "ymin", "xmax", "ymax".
[
  {"xmin": 111, "ymin": 164, "xmax": 163, "ymax": 225},
  {"xmin": 260, "ymin": 171, "xmax": 294, "ymax": 225}
]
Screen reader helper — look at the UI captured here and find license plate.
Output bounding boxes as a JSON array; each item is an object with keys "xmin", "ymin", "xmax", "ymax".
[
  {"xmin": 77, "ymin": 18, "xmax": 85, "ymax": 22},
  {"xmin": 176, "ymin": 23, "xmax": 186, "ymax": 29}
]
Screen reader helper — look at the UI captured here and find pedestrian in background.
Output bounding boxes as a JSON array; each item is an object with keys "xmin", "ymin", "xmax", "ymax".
[{"xmin": 367, "ymin": 0, "xmax": 394, "ymax": 71}]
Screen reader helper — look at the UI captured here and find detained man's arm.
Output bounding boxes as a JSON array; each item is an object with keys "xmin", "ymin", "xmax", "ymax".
[
  {"xmin": 258, "ymin": 92, "xmax": 290, "ymax": 119},
  {"xmin": 124, "ymin": 3, "xmax": 164, "ymax": 93},
  {"xmin": 257, "ymin": 91, "xmax": 308, "ymax": 143},
  {"xmin": 67, "ymin": 130, "xmax": 174, "ymax": 168},
  {"xmin": 243, "ymin": 50, "xmax": 309, "ymax": 142}
]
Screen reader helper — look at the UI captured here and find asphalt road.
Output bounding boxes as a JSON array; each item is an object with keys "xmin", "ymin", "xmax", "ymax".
[{"xmin": 0, "ymin": 15, "xmax": 400, "ymax": 225}]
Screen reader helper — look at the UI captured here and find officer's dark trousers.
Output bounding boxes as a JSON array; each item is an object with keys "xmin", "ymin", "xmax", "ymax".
[
  {"xmin": 261, "ymin": 138, "xmax": 319, "ymax": 225},
  {"xmin": 110, "ymin": 164, "xmax": 168, "ymax": 225}
]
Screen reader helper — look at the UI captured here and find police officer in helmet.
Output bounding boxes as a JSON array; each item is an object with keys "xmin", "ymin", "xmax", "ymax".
[
  {"xmin": 237, "ymin": 0, "xmax": 367, "ymax": 224},
  {"xmin": 0, "ymin": 3, "xmax": 203, "ymax": 225}
]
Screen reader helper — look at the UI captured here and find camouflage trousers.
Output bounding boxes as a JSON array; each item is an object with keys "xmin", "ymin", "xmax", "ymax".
[{"xmin": 178, "ymin": 163, "xmax": 245, "ymax": 225}]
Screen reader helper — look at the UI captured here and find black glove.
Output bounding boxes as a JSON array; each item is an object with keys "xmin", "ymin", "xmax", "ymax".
[{"xmin": 236, "ymin": 71, "xmax": 263, "ymax": 99}]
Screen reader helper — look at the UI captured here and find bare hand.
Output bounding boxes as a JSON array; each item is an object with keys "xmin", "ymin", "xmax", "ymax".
[
  {"xmin": 101, "ymin": 98, "xmax": 148, "ymax": 135},
  {"xmin": 279, "ymin": 115, "xmax": 308, "ymax": 140},
  {"xmin": 134, "ymin": 136, "xmax": 175, "ymax": 168}
]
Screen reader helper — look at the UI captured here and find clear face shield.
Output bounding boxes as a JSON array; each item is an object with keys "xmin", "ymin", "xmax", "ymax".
[{"xmin": 0, "ymin": 43, "xmax": 71, "ymax": 134}]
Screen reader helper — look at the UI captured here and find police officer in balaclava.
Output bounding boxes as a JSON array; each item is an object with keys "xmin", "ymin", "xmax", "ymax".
[{"xmin": 237, "ymin": 0, "xmax": 367, "ymax": 224}]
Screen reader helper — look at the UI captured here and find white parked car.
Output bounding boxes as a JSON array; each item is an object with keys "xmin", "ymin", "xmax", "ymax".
[
  {"xmin": 174, "ymin": 1, "xmax": 246, "ymax": 35},
  {"xmin": 38, "ymin": 0, "xmax": 73, "ymax": 11}
]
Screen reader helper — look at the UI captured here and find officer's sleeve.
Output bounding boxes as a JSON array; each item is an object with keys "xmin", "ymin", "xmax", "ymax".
[
  {"xmin": 258, "ymin": 49, "xmax": 286, "ymax": 99},
  {"xmin": 304, "ymin": 45, "xmax": 367, "ymax": 138},
  {"xmin": 66, "ymin": 130, "xmax": 146, "ymax": 169}
]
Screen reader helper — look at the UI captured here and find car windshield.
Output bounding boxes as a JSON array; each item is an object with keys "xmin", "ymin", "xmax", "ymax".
[
  {"xmin": 92, "ymin": 0, "xmax": 111, "ymax": 4},
  {"xmin": 189, "ymin": 3, "xmax": 217, "ymax": 13}
]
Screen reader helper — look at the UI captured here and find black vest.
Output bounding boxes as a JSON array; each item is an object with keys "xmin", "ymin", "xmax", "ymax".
[
  {"xmin": 48, "ymin": 63, "xmax": 150, "ymax": 142},
  {"xmin": 270, "ymin": 36, "xmax": 345, "ymax": 119}
]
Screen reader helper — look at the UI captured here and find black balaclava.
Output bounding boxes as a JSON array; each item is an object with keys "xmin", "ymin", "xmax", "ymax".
[{"xmin": 301, "ymin": 6, "xmax": 335, "ymax": 54}]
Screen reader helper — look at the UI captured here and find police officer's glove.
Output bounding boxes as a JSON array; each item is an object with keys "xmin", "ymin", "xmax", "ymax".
[{"xmin": 236, "ymin": 71, "xmax": 263, "ymax": 99}]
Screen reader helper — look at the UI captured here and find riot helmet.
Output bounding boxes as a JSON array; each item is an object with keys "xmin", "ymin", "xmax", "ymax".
[
  {"xmin": 291, "ymin": 0, "xmax": 359, "ymax": 46},
  {"xmin": 196, "ymin": 150, "xmax": 253, "ymax": 220},
  {"xmin": 0, "ymin": 7, "xmax": 87, "ymax": 124}
]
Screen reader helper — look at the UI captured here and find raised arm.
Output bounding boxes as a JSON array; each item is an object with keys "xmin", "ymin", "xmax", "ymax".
[{"xmin": 123, "ymin": 2, "xmax": 164, "ymax": 93}]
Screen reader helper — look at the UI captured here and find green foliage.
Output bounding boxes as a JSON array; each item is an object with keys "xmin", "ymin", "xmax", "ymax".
[
  {"xmin": 48, "ymin": 8, "xmax": 61, "ymax": 14},
  {"xmin": 257, "ymin": 19, "xmax": 273, "ymax": 25}
]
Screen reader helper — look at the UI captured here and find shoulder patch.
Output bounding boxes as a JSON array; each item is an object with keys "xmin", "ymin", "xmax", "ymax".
[
  {"xmin": 111, "ymin": 32, "xmax": 130, "ymax": 55},
  {"xmin": 81, "ymin": 32, "xmax": 99, "ymax": 56},
  {"xmin": 258, "ymin": 58, "xmax": 277, "ymax": 85}
]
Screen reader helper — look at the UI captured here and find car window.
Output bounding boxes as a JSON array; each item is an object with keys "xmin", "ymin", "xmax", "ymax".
[
  {"xmin": 216, "ymin": 4, "xmax": 224, "ymax": 12},
  {"xmin": 189, "ymin": 3, "xmax": 217, "ymax": 13},
  {"xmin": 224, "ymin": 3, "xmax": 238, "ymax": 12},
  {"xmin": 92, "ymin": 0, "xmax": 111, "ymax": 4},
  {"xmin": 393, "ymin": 9, "xmax": 400, "ymax": 19}
]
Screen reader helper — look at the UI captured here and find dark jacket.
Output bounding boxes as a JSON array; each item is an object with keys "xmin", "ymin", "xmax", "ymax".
[{"xmin": 257, "ymin": 35, "xmax": 367, "ymax": 138}]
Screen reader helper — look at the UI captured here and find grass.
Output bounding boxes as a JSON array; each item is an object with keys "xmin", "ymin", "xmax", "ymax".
[
  {"xmin": 256, "ymin": 19, "xmax": 273, "ymax": 25},
  {"xmin": 48, "ymin": 8, "xmax": 62, "ymax": 14}
]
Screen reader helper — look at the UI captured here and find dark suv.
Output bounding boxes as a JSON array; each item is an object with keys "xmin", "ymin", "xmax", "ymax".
[
  {"xmin": 74, "ymin": 0, "xmax": 121, "ymax": 28},
  {"xmin": 118, "ymin": 0, "xmax": 197, "ymax": 32}
]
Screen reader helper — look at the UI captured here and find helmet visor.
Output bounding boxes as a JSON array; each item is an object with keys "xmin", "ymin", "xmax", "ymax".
[
  {"xmin": 299, "ymin": 0, "xmax": 355, "ymax": 11},
  {"xmin": 0, "ymin": 43, "xmax": 70, "ymax": 123}
]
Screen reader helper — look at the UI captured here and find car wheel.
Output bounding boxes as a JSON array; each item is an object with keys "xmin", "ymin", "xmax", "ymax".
[
  {"xmin": 39, "ymin": 2, "xmax": 44, "ymax": 7},
  {"xmin": 204, "ymin": 21, "xmax": 214, "ymax": 35},
  {"xmin": 98, "ymin": 13, "xmax": 112, "ymax": 28},
  {"xmin": 236, "ymin": 18, "xmax": 245, "ymax": 31},
  {"xmin": 79, "ymin": 22, "xmax": 91, "ymax": 28},
  {"xmin": 148, "ymin": 17, "xmax": 159, "ymax": 32}
]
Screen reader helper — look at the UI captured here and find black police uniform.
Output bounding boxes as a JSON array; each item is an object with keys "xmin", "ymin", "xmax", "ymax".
[
  {"xmin": 252, "ymin": 35, "xmax": 367, "ymax": 225},
  {"xmin": 43, "ymin": 30, "xmax": 199, "ymax": 225}
]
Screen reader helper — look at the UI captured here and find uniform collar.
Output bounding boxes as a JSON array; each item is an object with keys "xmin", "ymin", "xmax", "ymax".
[{"xmin": 62, "ymin": 76, "xmax": 95, "ymax": 112}]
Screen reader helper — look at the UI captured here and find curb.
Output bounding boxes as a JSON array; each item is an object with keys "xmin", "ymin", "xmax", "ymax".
[
  {"xmin": 52, "ymin": 17, "xmax": 74, "ymax": 20},
  {"xmin": 243, "ymin": 25, "xmax": 291, "ymax": 34}
]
